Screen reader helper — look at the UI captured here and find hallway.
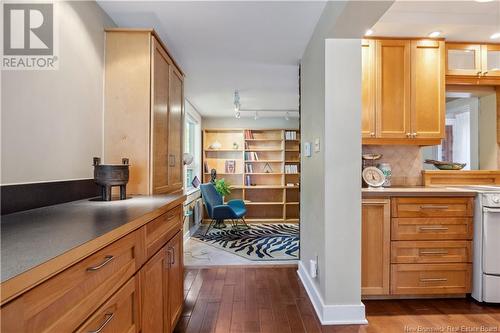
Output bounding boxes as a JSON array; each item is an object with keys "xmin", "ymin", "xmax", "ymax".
[{"xmin": 175, "ymin": 266, "xmax": 500, "ymax": 333}]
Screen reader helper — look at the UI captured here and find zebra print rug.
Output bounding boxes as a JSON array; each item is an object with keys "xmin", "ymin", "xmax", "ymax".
[{"xmin": 193, "ymin": 223, "xmax": 299, "ymax": 261}]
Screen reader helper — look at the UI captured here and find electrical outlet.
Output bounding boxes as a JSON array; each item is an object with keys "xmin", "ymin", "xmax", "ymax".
[
  {"xmin": 310, "ymin": 259, "xmax": 317, "ymax": 278},
  {"xmin": 304, "ymin": 142, "xmax": 311, "ymax": 157}
]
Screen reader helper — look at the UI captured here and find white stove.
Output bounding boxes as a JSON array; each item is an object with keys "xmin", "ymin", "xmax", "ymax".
[{"xmin": 463, "ymin": 186, "xmax": 500, "ymax": 303}]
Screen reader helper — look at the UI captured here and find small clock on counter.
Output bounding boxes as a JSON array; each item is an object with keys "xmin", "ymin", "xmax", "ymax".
[{"xmin": 362, "ymin": 166, "xmax": 386, "ymax": 188}]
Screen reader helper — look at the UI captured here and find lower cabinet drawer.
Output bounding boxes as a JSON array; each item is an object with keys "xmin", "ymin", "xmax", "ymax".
[
  {"xmin": 145, "ymin": 205, "xmax": 182, "ymax": 258},
  {"xmin": 392, "ymin": 218, "xmax": 472, "ymax": 240},
  {"xmin": 391, "ymin": 241, "xmax": 471, "ymax": 264},
  {"xmin": 0, "ymin": 230, "xmax": 144, "ymax": 333},
  {"xmin": 391, "ymin": 263, "xmax": 471, "ymax": 295},
  {"xmin": 76, "ymin": 276, "xmax": 139, "ymax": 333}
]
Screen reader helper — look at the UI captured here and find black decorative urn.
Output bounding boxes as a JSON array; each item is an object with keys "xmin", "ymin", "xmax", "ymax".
[{"xmin": 93, "ymin": 157, "xmax": 129, "ymax": 201}]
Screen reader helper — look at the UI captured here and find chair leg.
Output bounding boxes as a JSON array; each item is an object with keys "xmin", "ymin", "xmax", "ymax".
[
  {"xmin": 234, "ymin": 217, "xmax": 251, "ymax": 230},
  {"xmin": 204, "ymin": 219, "xmax": 216, "ymax": 236}
]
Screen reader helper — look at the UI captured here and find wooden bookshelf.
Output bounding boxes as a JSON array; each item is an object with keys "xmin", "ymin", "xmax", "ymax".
[{"xmin": 202, "ymin": 128, "xmax": 300, "ymax": 223}]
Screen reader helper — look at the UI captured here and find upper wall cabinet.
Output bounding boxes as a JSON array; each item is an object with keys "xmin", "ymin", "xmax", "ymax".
[
  {"xmin": 362, "ymin": 39, "xmax": 445, "ymax": 145},
  {"xmin": 446, "ymin": 43, "xmax": 500, "ymax": 85},
  {"xmin": 104, "ymin": 29, "xmax": 185, "ymax": 195}
]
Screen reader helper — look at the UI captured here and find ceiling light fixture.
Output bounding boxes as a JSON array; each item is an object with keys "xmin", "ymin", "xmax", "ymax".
[
  {"xmin": 476, "ymin": 0, "xmax": 494, "ymax": 3},
  {"xmin": 235, "ymin": 111, "xmax": 241, "ymax": 119},
  {"xmin": 491, "ymin": 32, "xmax": 500, "ymax": 39},
  {"xmin": 285, "ymin": 112, "xmax": 290, "ymax": 121},
  {"xmin": 428, "ymin": 31, "xmax": 441, "ymax": 38},
  {"xmin": 365, "ymin": 29, "xmax": 374, "ymax": 36},
  {"xmin": 233, "ymin": 90, "xmax": 241, "ymax": 118}
]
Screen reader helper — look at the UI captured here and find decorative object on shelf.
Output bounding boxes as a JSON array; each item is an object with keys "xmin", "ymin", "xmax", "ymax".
[
  {"xmin": 225, "ymin": 160, "xmax": 236, "ymax": 173},
  {"xmin": 233, "ymin": 142, "xmax": 239, "ymax": 149},
  {"xmin": 183, "ymin": 153, "xmax": 194, "ymax": 166},
  {"xmin": 362, "ymin": 153, "xmax": 382, "ymax": 168},
  {"xmin": 209, "ymin": 141, "xmax": 222, "ymax": 150},
  {"xmin": 214, "ymin": 178, "xmax": 231, "ymax": 197},
  {"xmin": 210, "ymin": 169, "xmax": 217, "ymax": 183},
  {"xmin": 362, "ymin": 166, "xmax": 386, "ymax": 189},
  {"xmin": 377, "ymin": 163, "xmax": 392, "ymax": 187},
  {"xmin": 424, "ymin": 159, "xmax": 466, "ymax": 170},
  {"xmin": 93, "ymin": 157, "xmax": 129, "ymax": 201},
  {"xmin": 263, "ymin": 162, "xmax": 273, "ymax": 173}
]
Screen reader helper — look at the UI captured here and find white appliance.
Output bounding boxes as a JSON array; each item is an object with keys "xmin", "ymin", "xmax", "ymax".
[{"xmin": 468, "ymin": 186, "xmax": 500, "ymax": 303}]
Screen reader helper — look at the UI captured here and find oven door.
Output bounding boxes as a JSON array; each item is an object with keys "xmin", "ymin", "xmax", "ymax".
[{"xmin": 483, "ymin": 207, "xmax": 500, "ymax": 275}]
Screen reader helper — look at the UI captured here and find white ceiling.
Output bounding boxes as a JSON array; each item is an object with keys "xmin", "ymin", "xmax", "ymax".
[
  {"xmin": 97, "ymin": 1, "xmax": 327, "ymax": 118},
  {"xmin": 371, "ymin": 0, "xmax": 500, "ymax": 42}
]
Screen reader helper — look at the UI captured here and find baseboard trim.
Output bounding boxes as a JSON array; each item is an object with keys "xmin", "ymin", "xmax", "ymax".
[{"xmin": 297, "ymin": 261, "xmax": 367, "ymax": 325}]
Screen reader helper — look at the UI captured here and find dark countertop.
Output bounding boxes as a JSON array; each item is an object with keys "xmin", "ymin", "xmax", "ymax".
[
  {"xmin": 1, "ymin": 194, "xmax": 184, "ymax": 283},
  {"xmin": 362, "ymin": 186, "xmax": 477, "ymax": 197}
]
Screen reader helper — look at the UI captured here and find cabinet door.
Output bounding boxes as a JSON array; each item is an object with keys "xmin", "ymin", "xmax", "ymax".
[
  {"xmin": 152, "ymin": 37, "xmax": 171, "ymax": 194},
  {"xmin": 362, "ymin": 199, "xmax": 390, "ymax": 296},
  {"xmin": 446, "ymin": 43, "xmax": 482, "ymax": 76},
  {"xmin": 168, "ymin": 67, "xmax": 184, "ymax": 192},
  {"xmin": 167, "ymin": 231, "xmax": 184, "ymax": 329},
  {"xmin": 362, "ymin": 39, "xmax": 376, "ymax": 138},
  {"xmin": 481, "ymin": 44, "xmax": 500, "ymax": 78},
  {"xmin": 376, "ymin": 40, "xmax": 411, "ymax": 138},
  {"xmin": 411, "ymin": 40, "xmax": 445, "ymax": 139},
  {"xmin": 76, "ymin": 277, "xmax": 139, "ymax": 333},
  {"xmin": 140, "ymin": 245, "xmax": 169, "ymax": 333}
]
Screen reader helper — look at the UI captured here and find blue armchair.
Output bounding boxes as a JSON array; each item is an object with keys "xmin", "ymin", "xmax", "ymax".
[{"xmin": 200, "ymin": 183, "xmax": 250, "ymax": 235}]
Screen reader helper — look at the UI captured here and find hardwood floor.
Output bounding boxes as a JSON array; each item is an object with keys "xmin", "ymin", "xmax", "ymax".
[{"xmin": 174, "ymin": 266, "xmax": 500, "ymax": 333}]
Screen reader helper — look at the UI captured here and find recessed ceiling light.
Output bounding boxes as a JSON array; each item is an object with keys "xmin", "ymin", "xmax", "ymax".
[
  {"xmin": 491, "ymin": 32, "xmax": 500, "ymax": 39},
  {"xmin": 475, "ymin": 0, "xmax": 494, "ymax": 3},
  {"xmin": 365, "ymin": 29, "xmax": 374, "ymax": 36},
  {"xmin": 428, "ymin": 31, "xmax": 441, "ymax": 38}
]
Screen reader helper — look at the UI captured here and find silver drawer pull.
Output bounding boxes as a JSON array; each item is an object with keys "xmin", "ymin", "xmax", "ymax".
[
  {"xmin": 420, "ymin": 278, "xmax": 447, "ymax": 282},
  {"xmin": 88, "ymin": 313, "xmax": 114, "ymax": 333},
  {"xmin": 86, "ymin": 255, "xmax": 114, "ymax": 271},
  {"xmin": 419, "ymin": 250, "xmax": 448, "ymax": 255},
  {"xmin": 419, "ymin": 226, "xmax": 449, "ymax": 231},
  {"xmin": 420, "ymin": 205, "xmax": 449, "ymax": 210}
]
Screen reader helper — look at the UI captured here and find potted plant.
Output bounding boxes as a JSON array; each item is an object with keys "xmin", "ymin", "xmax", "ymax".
[{"xmin": 214, "ymin": 178, "xmax": 231, "ymax": 200}]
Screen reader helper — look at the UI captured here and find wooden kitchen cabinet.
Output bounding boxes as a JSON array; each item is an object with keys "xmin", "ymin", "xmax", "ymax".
[
  {"xmin": 446, "ymin": 42, "xmax": 500, "ymax": 85},
  {"xmin": 105, "ymin": 29, "xmax": 185, "ymax": 195},
  {"xmin": 140, "ymin": 231, "xmax": 183, "ymax": 333},
  {"xmin": 410, "ymin": 40, "xmax": 445, "ymax": 139},
  {"xmin": 167, "ymin": 231, "xmax": 184, "ymax": 329},
  {"xmin": 362, "ymin": 39, "xmax": 376, "ymax": 138},
  {"xmin": 361, "ymin": 199, "xmax": 391, "ymax": 296},
  {"xmin": 362, "ymin": 38, "xmax": 445, "ymax": 145},
  {"xmin": 375, "ymin": 39, "xmax": 411, "ymax": 139}
]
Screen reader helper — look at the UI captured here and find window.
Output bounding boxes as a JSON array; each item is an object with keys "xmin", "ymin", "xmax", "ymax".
[{"xmin": 184, "ymin": 112, "xmax": 201, "ymax": 191}]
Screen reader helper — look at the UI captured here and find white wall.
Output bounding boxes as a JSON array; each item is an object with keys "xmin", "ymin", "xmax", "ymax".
[
  {"xmin": 479, "ymin": 93, "xmax": 498, "ymax": 170},
  {"xmin": 1, "ymin": 1, "xmax": 115, "ymax": 185},
  {"xmin": 202, "ymin": 116, "xmax": 299, "ymax": 130},
  {"xmin": 298, "ymin": 0, "xmax": 392, "ymax": 325}
]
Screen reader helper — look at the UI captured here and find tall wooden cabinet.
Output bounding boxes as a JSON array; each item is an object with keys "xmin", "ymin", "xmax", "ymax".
[
  {"xmin": 105, "ymin": 29, "xmax": 185, "ymax": 195},
  {"xmin": 362, "ymin": 38, "xmax": 445, "ymax": 145}
]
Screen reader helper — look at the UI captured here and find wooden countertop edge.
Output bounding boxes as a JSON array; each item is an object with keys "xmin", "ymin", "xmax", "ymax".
[
  {"xmin": 0, "ymin": 194, "xmax": 186, "ymax": 305},
  {"xmin": 362, "ymin": 190, "xmax": 477, "ymax": 198}
]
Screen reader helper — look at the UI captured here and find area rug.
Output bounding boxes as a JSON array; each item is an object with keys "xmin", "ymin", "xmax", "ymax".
[{"xmin": 192, "ymin": 223, "xmax": 299, "ymax": 261}]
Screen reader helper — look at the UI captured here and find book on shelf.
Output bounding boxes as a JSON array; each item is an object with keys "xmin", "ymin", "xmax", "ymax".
[
  {"xmin": 244, "ymin": 152, "xmax": 259, "ymax": 161},
  {"xmin": 225, "ymin": 160, "xmax": 236, "ymax": 173},
  {"xmin": 244, "ymin": 130, "xmax": 254, "ymax": 139},
  {"xmin": 245, "ymin": 163, "xmax": 254, "ymax": 173},
  {"xmin": 204, "ymin": 161, "xmax": 209, "ymax": 173},
  {"xmin": 245, "ymin": 175, "xmax": 252, "ymax": 186},
  {"xmin": 285, "ymin": 131, "xmax": 297, "ymax": 140},
  {"xmin": 284, "ymin": 164, "xmax": 299, "ymax": 174}
]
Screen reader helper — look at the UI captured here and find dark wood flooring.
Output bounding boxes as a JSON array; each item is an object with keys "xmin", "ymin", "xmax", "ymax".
[{"xmin": 174, "ymin": 266, "xmax": 500, "ymax": 333}]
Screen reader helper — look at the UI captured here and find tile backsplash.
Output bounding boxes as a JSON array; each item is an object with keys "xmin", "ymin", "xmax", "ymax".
[{"xmin": 362, "ymin": 145, "xmax": 423, "ymax": 186}]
